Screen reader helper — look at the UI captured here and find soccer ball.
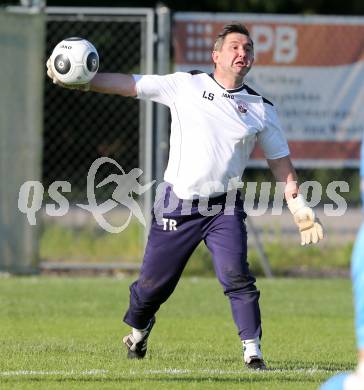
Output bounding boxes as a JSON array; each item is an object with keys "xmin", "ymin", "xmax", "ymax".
[{"xmin": 50, "ymin": 37, "xmax": 99, "ymax": 85}]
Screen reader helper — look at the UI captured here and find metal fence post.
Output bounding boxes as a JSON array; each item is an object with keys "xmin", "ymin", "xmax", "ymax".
[
  {"xmin": 155, "ymin": 5, "xmax": 171, "ymax": 185},
  {"xmin": 0, "ymin": 8, "xmax": 44, "ymax": 273}
]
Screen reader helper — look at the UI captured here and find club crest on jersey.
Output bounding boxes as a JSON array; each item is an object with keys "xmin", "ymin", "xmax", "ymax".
[{"xmin": 235, "ymin": 99, "xmax": 248, "ymax": 114}]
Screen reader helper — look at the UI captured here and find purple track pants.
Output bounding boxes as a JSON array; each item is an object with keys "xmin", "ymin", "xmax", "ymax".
[{"xmin": 123, "ymin": 185, "xmax": 262, "ymax": 340}]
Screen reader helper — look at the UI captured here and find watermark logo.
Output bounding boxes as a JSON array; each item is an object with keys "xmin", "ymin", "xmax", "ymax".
[
  {"xmin": 17, "ymin": 157, "xmax": 350, "ymax": 233},
  {"xmin": 17, "ymin": 157, "xmax": 155, "ymax": 233},
  {"xmin": 77, "ymin": 157, "xmax": 154, "ymax": 233}
]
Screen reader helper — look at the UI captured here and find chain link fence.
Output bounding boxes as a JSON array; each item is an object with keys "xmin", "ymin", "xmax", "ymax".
[{"xmin": 41, "ymin": 9, "xmax": 155, "ymax": 266}]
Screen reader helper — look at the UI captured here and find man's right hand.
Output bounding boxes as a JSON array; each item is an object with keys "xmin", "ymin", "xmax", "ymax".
[{"xmin": 46, "ymin": 58, "xmax": 90, "ymax": 91}]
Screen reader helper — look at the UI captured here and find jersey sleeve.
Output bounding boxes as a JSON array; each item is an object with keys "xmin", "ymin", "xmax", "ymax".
[
  {"xmin": 133, "ymin": 73, "xmax": 180, "ymax": 106},
  {"xmin": 257, "ymin": 103, "xmax": 290, "ymax": 160}
]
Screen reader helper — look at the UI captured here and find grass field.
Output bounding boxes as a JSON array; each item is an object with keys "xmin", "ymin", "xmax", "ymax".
[
  {"xmin": 40, "ymin": 224, "xmax": 353, "ymax": 276},
  {"xmin": 0, "ymin": 277, "xmax": 357, "ymax": 389}
]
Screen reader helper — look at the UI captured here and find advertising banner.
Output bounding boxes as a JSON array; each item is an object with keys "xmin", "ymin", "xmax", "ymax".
[{"xmin": 174, "ymin": 13, "xmax": 364, "ymax": 167}]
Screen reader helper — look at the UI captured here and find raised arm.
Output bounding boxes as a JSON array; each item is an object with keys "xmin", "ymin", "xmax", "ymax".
[
  {"xmin": 46, "ymin": 58, "xmax": 136, "ymax": 96},
  {"xmin": 267, "ymin": 155, "xmax": 324, "ymax": 245},
  {"xmin": 89, "ymin": 73, "xmax": 136, "ymax": 96}
]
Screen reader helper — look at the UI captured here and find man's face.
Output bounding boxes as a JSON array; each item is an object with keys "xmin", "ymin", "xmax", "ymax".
[{"xmin": 212, "ymin": 33, "xmax": 254, "ymax": 78}]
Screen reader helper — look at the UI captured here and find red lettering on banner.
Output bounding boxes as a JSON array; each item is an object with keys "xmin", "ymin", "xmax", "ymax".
[
  {"xmin": 251, "ymin": 141, "xmax": 360, "ymax": 160},
  {"xmin": 174, "ymin": 21, "xmax": 364, "ymax": 66}
]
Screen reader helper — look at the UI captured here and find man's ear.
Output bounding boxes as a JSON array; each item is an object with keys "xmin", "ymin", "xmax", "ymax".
[{"xmin": 212, "ymin": 50, "xmax": 219, "ymax": 65}]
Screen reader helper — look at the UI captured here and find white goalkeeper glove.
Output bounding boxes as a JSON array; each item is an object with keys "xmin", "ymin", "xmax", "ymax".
[
  {"xmin": 46, "ymin": 58, "xmax": 90, "ymax": 91},
  {"xmin": 287, "ymin": 194, "xmax": 324, "ymax": 245}
]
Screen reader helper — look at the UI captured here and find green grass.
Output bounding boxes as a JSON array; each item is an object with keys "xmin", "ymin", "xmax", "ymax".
[
  {"xmin": 248, "ymin": 241, "xmax": 352, "ymax": 276},
  {"xmin": 0, "ymin": 277, "xmax": 357, "ymax": 389},
  {"xmin": 40, "ymin": 222, "xmax": 143, "ymax": 262},
  {"xmin": 40, "ymin": 224, "xmax": 352, "ymax": 276}
]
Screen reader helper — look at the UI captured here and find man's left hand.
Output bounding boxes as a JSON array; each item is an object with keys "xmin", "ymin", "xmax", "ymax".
[{"xmin": 287, "ymin": 195, "xmax": 324, "ymax": 245}]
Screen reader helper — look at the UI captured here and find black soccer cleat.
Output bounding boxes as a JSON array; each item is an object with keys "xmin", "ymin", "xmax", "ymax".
[
  {"xmin": 244, "ymin": 356, "xmax": 267, "ymax": 370},
  {"xmin": 122, "ymin": 317, "xmax": 156, "ymax": 359}
]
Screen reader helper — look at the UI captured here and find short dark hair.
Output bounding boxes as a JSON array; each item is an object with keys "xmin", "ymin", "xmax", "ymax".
[{"xmin": 213, "ymin": 23, "xmax": 251, "ymax": 51}]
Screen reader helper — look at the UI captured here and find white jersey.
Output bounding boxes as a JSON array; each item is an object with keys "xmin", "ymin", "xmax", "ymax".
[{"xmin": 134, "ymin": 71, "xmax": 290, "ymax": 199}]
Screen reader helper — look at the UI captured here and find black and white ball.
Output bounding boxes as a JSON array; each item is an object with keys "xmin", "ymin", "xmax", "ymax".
[{"xmin": 50, "ymin": 37, "xmax": 99, "ymax": 85}]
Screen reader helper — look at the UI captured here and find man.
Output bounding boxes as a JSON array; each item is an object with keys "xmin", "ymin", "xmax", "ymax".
[
  {"xmin": 320, "ymin": 240, "xmax": 364, "ymax": 390},
  {"xmin": 47, "ymin": 23, "xmax": 323, "ymax": 369},
  {"xmin": 319, "ymin": 142, "xmax": 364, "ymax": 390}
]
